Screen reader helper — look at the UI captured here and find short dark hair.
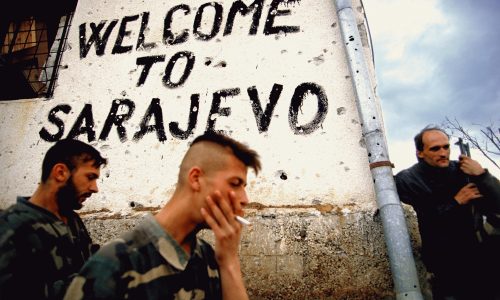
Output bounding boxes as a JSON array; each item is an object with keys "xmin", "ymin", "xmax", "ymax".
[
  {"xmin": 41, "ymin": 139, "xmax": 107, "ymax": 182},
  {"xmin": 191, "ymin": 132, "xmax": 261, "ymax": 175},
  {"xmin": 414, "ymin": 125, "xmax": 449, "ymax": 151}
]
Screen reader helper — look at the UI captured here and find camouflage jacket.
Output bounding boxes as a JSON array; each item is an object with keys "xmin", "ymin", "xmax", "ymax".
[
  {"xmin": 0, "ymin": 197, "xmax": 96, "ymax": 299},
  {"xmin": 64, "ymin": 213, "xmax": 222, "ymax": 300}
]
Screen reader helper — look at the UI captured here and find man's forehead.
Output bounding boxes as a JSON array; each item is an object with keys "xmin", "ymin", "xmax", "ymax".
[
  {"xmin": 75, "ymin": 160, "xmax": 101, "ymax": 172},
  {"xmin": 423, "ymin": 130, "xmax": 449, "ymax": 144}
]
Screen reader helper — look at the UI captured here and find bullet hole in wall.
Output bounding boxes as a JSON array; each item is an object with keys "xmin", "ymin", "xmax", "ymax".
[
  {"xmin": 276, "ymin": 170, "xmax": 288, "ymax": 180},
  {"xmin": 214, "ymin": 61, "xmax": 227, "ymax": 67}
]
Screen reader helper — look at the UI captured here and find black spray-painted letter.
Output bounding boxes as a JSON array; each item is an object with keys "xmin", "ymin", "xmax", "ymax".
[
  {"xmin": 224, "ymin": 0, "xmax": 264, "ymax": 36},
  {"xmin": 248, "ymin": 84, "xmax": 282, "ymax": 133},
  {"xmin": 67, "ymin": 104, "xmax": 96, "ymax": 142},
  {"xmin": 137, "ymin": 12, "xmax": 157, "ymax": 50},
  {"xmin": 193, "ymin": 3, "xmax": 223, "ymax": 41},
  {"xmin": 206, "ymin": 88, "xmax": 241, "ymax": 134},
  {"xmin": 169, "ymin": 94, "xmax": 200, "ymax": 140},
  {"xmin": 39, "ymin": 104, "xmax": 72, "ymax": 142},
  {"xmin": 289, "ymin": 82, "xmax": 328, "ymax": 135},
  {"xmin": 164, "ymin": 5, "xmax": 191, "ymax": 45},
  {"xmin": 264, "ymin": 0, "xmax": 300, "ymax": 35},
  {"xmin": 133, "ymin": 98, "xmax": 167, "ymax": 142},
  {"xmin": 112, "ymin": 14, "xmax": 140, "ymax": 54},
  {"xmin": 136, "ymin": 55, "xmax": 166, "ymax": 86},
  {"xmin": 163, "ymin": 51, "xmax": 195, "ymax": 88},
  {"xmin": 79, "ymin": 20, "xmax": 118, "ymax": 58},
  {"xmin": 99, "ymin": 99, "xmax": 136, "ymax": 142}
]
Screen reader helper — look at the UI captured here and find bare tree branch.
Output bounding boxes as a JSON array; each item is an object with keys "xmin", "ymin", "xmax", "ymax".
[
  {"xmin": 487, "ymin": 126, "xmax": 500, "ymax": 146},
  {"xmin": 443, "ymin": 117, "xmax": 500, "ymax": 170},
  {"xmin": 480, "ymin": 128, "xmax": 500, "ymax": 155}
]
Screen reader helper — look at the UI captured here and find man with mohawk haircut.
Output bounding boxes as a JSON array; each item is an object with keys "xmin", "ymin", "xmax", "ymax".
[{"xmin": 65, "ymin": 132, "xmax": 261, "ymax": 300}]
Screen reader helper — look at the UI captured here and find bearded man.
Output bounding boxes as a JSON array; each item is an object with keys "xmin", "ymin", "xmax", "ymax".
[{"xmin": 0, "ymin": 139, "xmax": 107, "ymax": 299}]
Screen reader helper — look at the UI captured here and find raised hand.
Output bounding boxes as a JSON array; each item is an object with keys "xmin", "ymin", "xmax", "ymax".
[
  {"xmin": 200, "ymin": 190, "xmax": 242, "ymax": 265},
  {"xmin": 200, "ymin": 190, "xmax": 249, "ymax": 300},
  {"xmin": 459, "ymin": 155, "xmax": 485, "ymax": 176}
]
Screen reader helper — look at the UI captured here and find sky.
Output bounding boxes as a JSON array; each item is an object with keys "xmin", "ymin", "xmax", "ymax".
[{"xmin": 361, "ymin": 0, "xmax": 500, "ymax": 177}]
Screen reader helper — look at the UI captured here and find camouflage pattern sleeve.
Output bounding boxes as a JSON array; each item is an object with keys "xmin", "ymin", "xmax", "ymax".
[
  {"xmin": 64, "ymin": 240, "xmax": 124, "ymax": 300},
  {"xmin": 0, "ymin": 223, "xmax": 19, "ymax": 298},
  {"xmin": 0, "ymin": 213, "xmax": 49, "ymax": 299},
  {"xmin": 66, "ymin": 214, "xmax": 224, "ymax": 299},
  {"xmin": 1, "ymin": 200, "xmax": 97, "ymax": 299}
]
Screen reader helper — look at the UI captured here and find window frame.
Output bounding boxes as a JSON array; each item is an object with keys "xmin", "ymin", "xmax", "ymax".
[{"xmin": 0, "ymin": 1, "xmax": 76, "ymax": 101}]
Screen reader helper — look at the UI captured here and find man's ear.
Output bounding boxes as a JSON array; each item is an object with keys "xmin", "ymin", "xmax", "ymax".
[
  {"xmin": 416, "ymin": 150, "xmax": 424, "ymax": 159},
  {"xmin": 52, "ymin": 163, "xmax": 70, "ymax": 183},
  {"xmin": 188, "ymin": 167, "xmax": 202, "ymax": 191}
]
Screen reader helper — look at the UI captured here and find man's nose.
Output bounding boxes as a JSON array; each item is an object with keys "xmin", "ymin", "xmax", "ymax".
[
  {"xmin": 438, "ymin": 147, "xmax": 449, "ymax": 156},
  {"xmin": 90, "ymin": 181, "xmax": 99, "ymax": 193},
  {"xmin": 240, "ymin": 191, "xmax": 249, "ymax": 208}
]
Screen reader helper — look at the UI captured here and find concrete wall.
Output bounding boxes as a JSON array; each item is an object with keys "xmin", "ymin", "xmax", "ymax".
[
  {"xmin": 0, "ymin": 0, "xmax": 428, "ymax": 298},
  {"xmin": 81, "ymin": 206, "xmax": 429, "ymax": 299}
]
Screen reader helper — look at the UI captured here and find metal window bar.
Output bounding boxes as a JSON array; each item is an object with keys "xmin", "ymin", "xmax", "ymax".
[
  {"xmin": 45, "ymin": 13, "xmax": 73, "ymax": 97},
  {"xmin": 27, "ymin": 18, "xmax": 45, "ymax": 94}
]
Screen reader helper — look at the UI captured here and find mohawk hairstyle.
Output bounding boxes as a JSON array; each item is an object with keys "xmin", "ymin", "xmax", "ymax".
[{"xmin": 191, "ymin": 132, "xmax": 261, "ymax": 175}]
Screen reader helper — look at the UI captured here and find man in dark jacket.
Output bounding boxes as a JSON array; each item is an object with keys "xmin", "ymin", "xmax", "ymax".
[
  {"xmin": 395, "ymin": 126, "xmax": 500, "ymax": 300},
  {"xmin": 0, "ymin": 139, "xmax": 107, "ymax": 299}
]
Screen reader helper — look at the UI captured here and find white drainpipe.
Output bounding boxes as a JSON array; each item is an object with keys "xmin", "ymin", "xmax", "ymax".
[{"xmin": 334, "ymin": 0, "xmax": 424, "ymax": 299}]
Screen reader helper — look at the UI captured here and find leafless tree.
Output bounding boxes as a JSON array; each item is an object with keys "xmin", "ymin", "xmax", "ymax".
[{"xmin": 443, "ymin": 117, "xmax": 499, "ymax": 170}]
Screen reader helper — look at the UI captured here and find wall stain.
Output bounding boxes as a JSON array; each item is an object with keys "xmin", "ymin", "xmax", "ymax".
[
  {"xmin": 79, "ymin": 208, "xmax": 111, "ymax": 215},
  {"xmin": 132, "ymin": 205, "xmax": 161, "ymax": 212},
  {"xmin": 246, "ymin": 202, "xmax": 358, "ymax": 214}
]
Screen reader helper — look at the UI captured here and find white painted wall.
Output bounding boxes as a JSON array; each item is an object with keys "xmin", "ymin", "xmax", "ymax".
[{"xmin": 0, "ymin": 0, "xmax": 377, "ymax": 214}]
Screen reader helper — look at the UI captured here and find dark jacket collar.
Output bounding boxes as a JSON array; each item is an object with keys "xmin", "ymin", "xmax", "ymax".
[{"xmin": 414, "ymin": 160, "xmax": 461, "ymax": 180}]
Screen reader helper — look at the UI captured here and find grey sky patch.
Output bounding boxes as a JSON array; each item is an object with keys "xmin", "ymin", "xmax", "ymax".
[
  {"xmin": 363, "ymin": 0, "xmax": 500, "ymax": 171},
  {"xmin": 366, "ymin": 0, "xmax": 500, "ymax": 140}
]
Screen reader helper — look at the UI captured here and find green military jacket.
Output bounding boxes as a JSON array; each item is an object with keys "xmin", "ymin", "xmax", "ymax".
[
  {"xmin": 0, "ymin": 197, "xmax": 95, "ymax": 299},
  {"xmin": 64, "ymin": 213, "xmax": 222, "ymax": 300}
]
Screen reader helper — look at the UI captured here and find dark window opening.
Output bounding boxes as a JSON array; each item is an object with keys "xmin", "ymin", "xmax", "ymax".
[{"xmin": 0, "ymin": 0, "xmax": 77, "ymax": 100}]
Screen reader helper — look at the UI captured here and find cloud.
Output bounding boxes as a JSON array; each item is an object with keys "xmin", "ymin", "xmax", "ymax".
[
  {"xmin": 382, "ymin": 55, "xmax": 437, "ymax": 85},
  {"xmin": 364, "ymin": 0, "xmax": 448, "ymax": 61},
  {"xmin": 362, "ymin": 0, "xmax": 500, "ymax": 168}
]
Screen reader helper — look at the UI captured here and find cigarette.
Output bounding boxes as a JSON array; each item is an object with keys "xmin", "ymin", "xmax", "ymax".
[{"xmin": 235, "ymin": 215, "xmax": 251, "ymax": 226}]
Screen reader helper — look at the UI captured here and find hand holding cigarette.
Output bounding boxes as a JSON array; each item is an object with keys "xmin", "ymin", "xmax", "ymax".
[{"xmin": 200, "ymin": 190, "xmax": 245, "ymax": 266}]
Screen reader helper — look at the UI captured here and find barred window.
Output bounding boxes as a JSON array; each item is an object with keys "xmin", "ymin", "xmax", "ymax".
[{"xmin": 0, "ymin": 1, "xmax": 77, "ymax": 100}]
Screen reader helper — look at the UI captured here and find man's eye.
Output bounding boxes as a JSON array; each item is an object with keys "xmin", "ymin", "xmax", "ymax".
[
  {"xmin": 231, "ymin": 180, "xmax": 243, "ymax": 187},
  {"xmin": 429, "ymin": 144, "xmax": 450, "ymax": 152}
]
